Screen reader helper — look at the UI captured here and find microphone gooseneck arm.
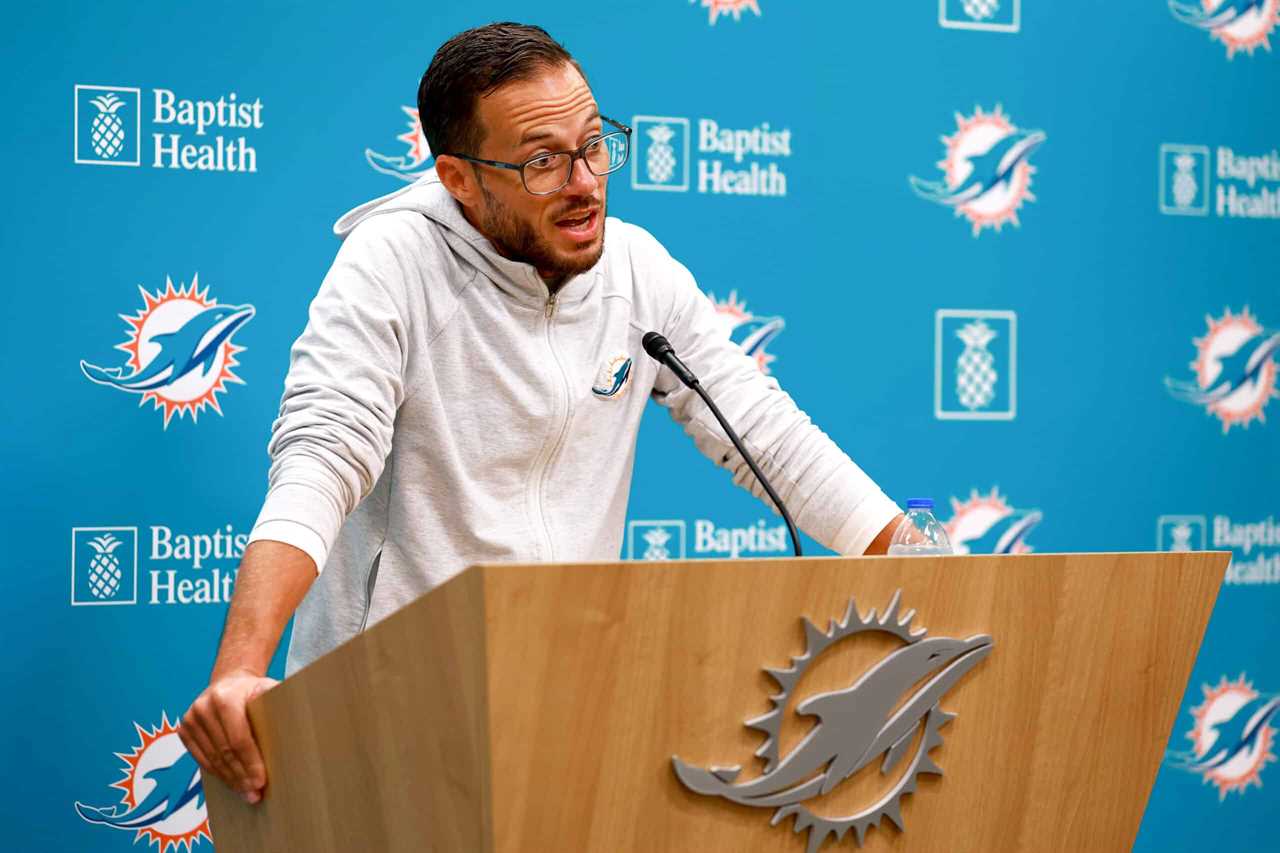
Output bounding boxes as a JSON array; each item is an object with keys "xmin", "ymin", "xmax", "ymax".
[{"xmin": 641, "ymin": 332, "xmax": 802, "ymax": 558}]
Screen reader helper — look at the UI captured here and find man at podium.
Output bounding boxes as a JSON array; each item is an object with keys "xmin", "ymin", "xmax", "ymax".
[{"xmin": 179, "ymin": 22, "xmax": 903, "ymax": 807}]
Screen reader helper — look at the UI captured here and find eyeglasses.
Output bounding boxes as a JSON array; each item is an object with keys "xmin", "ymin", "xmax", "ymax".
[{"xmin": 444, "ymin": 115, "xmax": 632, "ymax": 196}]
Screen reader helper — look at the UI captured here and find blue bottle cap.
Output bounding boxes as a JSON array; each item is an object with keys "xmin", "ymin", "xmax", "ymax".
[{"xmin": 906, "ymin": 498, "xmax": 934, "ymax": 510}]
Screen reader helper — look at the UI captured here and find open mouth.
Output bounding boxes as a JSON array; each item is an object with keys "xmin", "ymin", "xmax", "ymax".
[{"xmin": 554, "ymin": 209, "xmax": 599, "ymax": 240}]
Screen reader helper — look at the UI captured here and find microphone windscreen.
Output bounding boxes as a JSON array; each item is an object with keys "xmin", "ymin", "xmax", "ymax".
[{"xmin": 642, "ymin": 331, "xmax": 672, "ymax": 361}]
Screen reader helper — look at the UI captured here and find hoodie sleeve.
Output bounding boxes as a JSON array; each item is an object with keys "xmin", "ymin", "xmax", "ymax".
[
  {"xmin": 649, "ymin": 250, "xmax": 900, "ymax": 556},
  {"xmin": 246, "ymin": 225, "xmax": 410, "ymax": 573}
]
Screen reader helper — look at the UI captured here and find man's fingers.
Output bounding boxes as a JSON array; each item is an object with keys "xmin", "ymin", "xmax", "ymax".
[
  {"xmin": 212, "ymin": 685, "xmax": 267, "ymax": 792},
  {"xmin": 204, "ymin": 696, "xmax": 255, "ymax": 792},
  {"xmin": 182, "ymin": 704, "xmax": 235, "ymax": 786}
]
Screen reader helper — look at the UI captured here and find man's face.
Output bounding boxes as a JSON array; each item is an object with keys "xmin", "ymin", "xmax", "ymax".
[{"xmin": 465, "ymin": 63, "xmax": 608, "ymax": 282}]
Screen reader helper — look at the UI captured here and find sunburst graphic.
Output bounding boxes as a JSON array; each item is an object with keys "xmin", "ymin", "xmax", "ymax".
[
  {"xmin": 939, "ymin": 106, "xmax": 1039, "ymax": 236},
  {"xmin": 943, "ymin": 488, "xmax": 1032, "ymax": 554},
  {"xmin": 395, "ymin": 105, "xmax": 430, "ymax": 166},
  {"xmin": 1189, "ymin": 306, "xmax": 1278, "ymax": 432},
  {"xmin": 94, "ymin": 713, "xmax": 211, "ymax": 852},
  {"xmin": 692, "ymin": 0, "xmax": 762, "ymax": 25},
  {"xmin": 1187, "ymin": 675, "xmax": 1278, "ymax": 799},
  {"xmin": 103, "ymin": 275, "xmax": 251, "ymax": 428},
  {"xmin": 710, "ymin": 290, "xmax": 784, "ymax": 374},
  {"xmin": 1205, "ymin": 0, "xmax": 1279, "ymax": 58}
]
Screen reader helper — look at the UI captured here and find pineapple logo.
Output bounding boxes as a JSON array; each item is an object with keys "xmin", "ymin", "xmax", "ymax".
[
  {"xmin": 1167, "ymin": 675, "xmax": 1279, "ymax": 799},
  {"xmin": 1158, "ymin": 515, "xmax": 1207, "ymax": 551},
  {"xmin": 71, "ymin": 527, "xmax": 138, "ymax": 606},
  {"xmin": 628, "ymin": 520, "xmax": 687, "ymax": 559},
  {"xmin": 909, "ymin": 105, "xmax": 1045, "ymax": 237},
  {"xmin": 955, "ymin": 320, "xmax": 998, "ymax": 410},
  {"xmin": 366, "ymin": 105, "xmax": 434, "ymax": 182},
  {"xmin": 940, "ymin": 0, "xmax": 1020, "ymax": 32},
  {"xmin": 1164, "ymin": 307, "xmax": 1280, "ymax": 432},
  {"xmin": 80, "ymin": 275, "xmax": 255, "ymax": 428},
  {"xmin": 691, "ymin": 0, "xmax": 761, "ymax": 25},
  {"xmin": 1169, "ymin": 0, "xmax": 1280, "ymax": 58},
  {"xmin": 935, "ymin": 310, "xmax": 1016, "ymax": 420},
  {"xmin": 1170, "ymin": 522, "xmax": 1194, "ymax": 551},
  {"xmin": 632, "ymin": 116, "xmax": 690, "ymax": 191},
  {"xmin": 74, "ymin": 85, "xmax": 140, "ymax": 166},
  {"xmin": 75, "ymin": 713, "xmax": 212, "ymax": 851},
  {"xmin": 962, "ymin": 0, "xmax": 999, "ymax": 20},
  {"xmin": 942, "ymin": 488, "xmax": 1042, "ymax": 555},
  {"xmin": 1160, "ymin": 144, "xmax": 1210, "ymax": 215}
]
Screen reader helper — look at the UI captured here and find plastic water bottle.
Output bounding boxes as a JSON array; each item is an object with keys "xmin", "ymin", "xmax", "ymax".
[{"xmin": 887, "ymin": 498, "xmax": 954, "ymax": 556}]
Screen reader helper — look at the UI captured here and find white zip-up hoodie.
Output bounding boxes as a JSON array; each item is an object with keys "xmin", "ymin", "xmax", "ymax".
[{"xmin": 248, "ymin": 170, "xmax": 900, "ymax": 675}]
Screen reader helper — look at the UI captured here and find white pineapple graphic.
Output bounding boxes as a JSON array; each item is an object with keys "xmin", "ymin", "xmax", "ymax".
[
  {"xmin": 89, "ymin": 93, "xmax": 128, "ymax": 159},
  {"xmin": 962, "ymin": 0, "xmax": 999, "ymax": 20},
  {"xmin": 1169, "ymin": 523, "xmax": 1193, "ymax": 552},
  {"xmin": 1172, "ymin": 153, "xmax": 1199, "ymax": 209},
  {"xmin": 955, "ymin": 320, "xmax": 998, "ymax": 410},
  {"xmin": 645, "ymin": 124, "xmax": 677, "ymax": 184},
  {"xmin": 85, "ymin": 533, "xmax": 125, "ymax": 599},
  {"xmin": 642, "ymin": 527, "xmax": 672, "ymax": 561}
]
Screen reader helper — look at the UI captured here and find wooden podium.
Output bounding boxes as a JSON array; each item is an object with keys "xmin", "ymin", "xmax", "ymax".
[{"xmin": 205, "ymin": 551, "xmax": 1226, "ymax": 852}]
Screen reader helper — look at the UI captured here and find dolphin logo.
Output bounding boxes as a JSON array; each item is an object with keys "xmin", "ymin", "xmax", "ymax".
[
  {"xmin": 1165, "ymin": 330, "xmax": 1280, "ymax": 406},
  {"xmin": 591, "ymin": 356, "xmax": 633, "ymax": 398},
  {"xmin": 365, "ymin": 148, "xmax": 434, "ymax": 182},
  {"xmin": 910, "ymin": 128, "xmax": 1047, "ymax": 208},
  {"xmin": 730, "ymin": 315, "xmax": 785, "ymax": 365},
  {"xmin": 75, "ymin": 751, "xmax": 204, "ymax": 830},
  {"xmin": 673, "ymin": 592, "xmax": 993, "ymax": 849},
  {"xmin": 1168, "ymin": 0, "xmax": 1266, "ymax": 31},
  {"xmin": 1171, "ymin": 694, "xmax": 1280, "ymax": 773},
  {"xmin": 80, "ymin": 303, "xmax": 255, "ymax": 394}
]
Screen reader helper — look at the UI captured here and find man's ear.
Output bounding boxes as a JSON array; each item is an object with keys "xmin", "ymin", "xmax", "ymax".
[{"xmin": 436, "ymin": 156, "xmax": 478, "ymax": 207}]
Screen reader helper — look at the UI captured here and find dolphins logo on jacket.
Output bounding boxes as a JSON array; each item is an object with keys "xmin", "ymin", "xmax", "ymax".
[
  {"xmin": 1165, "ymin": 307, "xmax": 1278, "ymax": 432},
  {"xmin": 1168, "ymin": 674, "xmax": 1279, "ymax": 799},
  {"xmin": 592, "ymin": 354, "xmax": 634, "ymax": 398},
  {"xmin": 672, "ymin": 592, "xmax": 993, "ymax": 851},
  {"xmin": 75, "ymin": 713, "xmax": 212, "ymax": 850},
  {"xmin": 79, "ymin": 276, "xmax": 254, "ymax": 427},
  {"xmin": 1168, "ymin": 0, "xmax": 1279, "ymax": 58},
  {"xmin": 910, "ymin": 105, "xmax": 1046, "ymax": 236}
]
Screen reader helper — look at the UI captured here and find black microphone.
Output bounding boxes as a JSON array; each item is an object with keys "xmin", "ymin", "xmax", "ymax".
[{"xmin": 641, "ymin": 331, "xmax": 802, "ymax": 558}]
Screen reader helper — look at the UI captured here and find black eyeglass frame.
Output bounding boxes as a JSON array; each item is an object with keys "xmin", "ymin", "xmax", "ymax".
[{"xmin": 442, "ymin": 115, "xmax": 633, "ymax": 196}]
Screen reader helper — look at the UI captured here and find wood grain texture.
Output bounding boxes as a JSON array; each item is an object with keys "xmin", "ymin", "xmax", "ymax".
[{"xmin": 206, "ymin": 551, "xmax": 1225, "ymax": 853}]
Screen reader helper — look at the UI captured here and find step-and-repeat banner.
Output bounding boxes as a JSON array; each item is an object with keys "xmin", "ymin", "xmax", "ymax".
[{"xmin": 5, "ymin": 2, "xmax": 1277, "ymax": 850}]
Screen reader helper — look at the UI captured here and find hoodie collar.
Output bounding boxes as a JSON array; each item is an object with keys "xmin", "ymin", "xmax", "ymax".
[{"xmin": 333, "ymin": 169, "xmax": 600, "ymax": 310}]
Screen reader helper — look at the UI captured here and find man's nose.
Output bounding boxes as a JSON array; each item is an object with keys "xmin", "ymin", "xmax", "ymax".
[{"xmin": 564, "ymin": 154, "xmax": 599, "ymax": 195}]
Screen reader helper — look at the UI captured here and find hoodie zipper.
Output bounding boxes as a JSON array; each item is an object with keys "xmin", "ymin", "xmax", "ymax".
[{"xmin": 533, "ymin": 289, "xmax": 571, "ymax": 562}]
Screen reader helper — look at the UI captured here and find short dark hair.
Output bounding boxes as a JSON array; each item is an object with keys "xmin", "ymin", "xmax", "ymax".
[{"xmin": 418, "ymin": 23, "xmax": 581, "ymax": 159}]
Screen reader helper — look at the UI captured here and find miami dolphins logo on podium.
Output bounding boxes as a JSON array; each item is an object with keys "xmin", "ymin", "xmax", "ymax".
[
  {"xmin": 80, "ymin": 275, "xmax": 254, "ymax": 428},
  {"xmin": 75, "ymin": 712, "xmax": 211, "ymax": 851},
  {"xmin": 366, "ymin": 105, "xmax": 433, "ymax": 182},
  {"xmin": 710, "ymin": 290, "xmax": 785, "ymax": 374},
  {"xmin": 1164, "ymin": 306, "xmax": 1279, "ymax": 432},
  {"xmin": 673, "ymin": 592, "xmax": 992, "ymax": 851},
  {"xmin": 909, "ymin": 105, "xmax": 1046, "ymax": 237},
  {"xmin": 1169, "ymin": 0, "xmax": 1279, "ymax": 58},
  {"xmin": 943, "ymin": 488, "xmax": 1041, "ymax": 554},
  {"xmin": 1168, "ymin": 674, "xmax": 1279, "ymax": 799}
]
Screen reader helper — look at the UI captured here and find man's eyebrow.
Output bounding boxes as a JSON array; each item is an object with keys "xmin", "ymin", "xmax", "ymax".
[{"xmin": 517, "ymin": 111, "xmax": 602, "ymax": 147}]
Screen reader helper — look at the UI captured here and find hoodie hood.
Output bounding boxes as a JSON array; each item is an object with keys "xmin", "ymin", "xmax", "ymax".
[{"xmin": 333, "ymin": 168, "xmax": 599, "ymax": 308}]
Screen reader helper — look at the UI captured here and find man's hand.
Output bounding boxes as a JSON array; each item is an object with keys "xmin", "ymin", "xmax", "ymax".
[
  {"xmin": 865, "ymin": 513, "xmax": 906, "ymax": 555},
  {"xmin": 179, "ymin": 539, "xmax": 318, "ymax": 806},
  {"xmin": 180, "ymin": 670, "xmax": 278, "ymax": 804}
]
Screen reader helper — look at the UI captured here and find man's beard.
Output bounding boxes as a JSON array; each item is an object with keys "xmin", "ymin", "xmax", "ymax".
[{"xmin": 477, "ymin": 178, "xmax": 606, "ymax": 282}]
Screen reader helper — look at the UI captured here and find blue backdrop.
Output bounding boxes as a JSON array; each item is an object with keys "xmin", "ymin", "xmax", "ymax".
[{"xmin": 4, "ymin": 1, "xmax": 1278, "ymax": 850}]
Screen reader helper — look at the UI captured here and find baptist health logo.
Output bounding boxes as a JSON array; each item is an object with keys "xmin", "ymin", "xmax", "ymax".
[
  {"xmin": 939, "ymin": 0, "xmax": 1020, "ymax": 32},
  {"xmin": 1160, "ymin": 143, "xmax": 1280, "ymax": 218},
  {"xmin": 935, "ymin": 310, "xmax": 1016, "ymax": 420},
  {"xmin": 72, "ymin": 524, "xmax": 247, "ymax": 607},
  {"xmin": 366, "ymin": 105, "xmax": 433, "ymax": 182},
  {"xmin": 632, "ymin": 115, "xmax": 791, "ymax": 197},
  {"xmin": 75, "ymin": 712, "xmax": 210, "ymax": 851},
  {"xmin": 1169, "ymin": 0, "xmax": 1279, "ymax": 58},
  {"xmin": 628, "ymin": 519, "xmax": 790, "ymax": 559},
  {"xmin": 1159, "ymin": 514, "xmax": 1280, "ymax": 585},
  {"xmin": 1167, "ymin": 675, "xmax": 1279, "ymax": 800},
  {"xmin": 910, "ymin": 106, "xmax": 1045, "ymax": 236},
  {"xmin": 74, "ymin": 84, "xmax": 263, "ymax": 172}
]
